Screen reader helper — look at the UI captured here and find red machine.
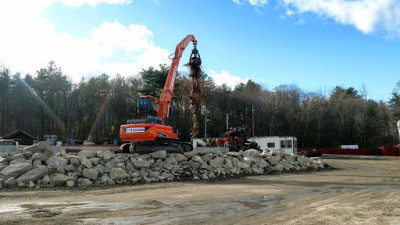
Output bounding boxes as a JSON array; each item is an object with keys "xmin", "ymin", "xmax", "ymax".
[{"xmin": 120, "ymin": 35, "xmax": 200, "ymax": 153}]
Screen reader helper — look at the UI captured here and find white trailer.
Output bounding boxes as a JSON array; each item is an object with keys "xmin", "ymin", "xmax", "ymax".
[
  {"xmin": 249, "ymin": 136, "xmax": 297, "ymax": 154},
  {"xmin": 193, "ymin": 136, "xmax": 297, "ymax": 154}
]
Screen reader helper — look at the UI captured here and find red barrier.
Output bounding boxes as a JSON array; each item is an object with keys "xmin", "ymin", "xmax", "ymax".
[
  {"xmin": 379, "ymin": 146, "xmax": 398, "ymax": 156},
  {"xmin": 331, "ymin": 149, "xmax": 365, "ymax": 155},
  {"xmin": 298, "ymin": 147, "xmax": 383, "ymax": 156}
]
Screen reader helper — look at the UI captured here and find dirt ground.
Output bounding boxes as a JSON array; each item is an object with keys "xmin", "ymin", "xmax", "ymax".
[{"xmin": 1, "ymin": 157, "xmax": 400, "ymax": 225}]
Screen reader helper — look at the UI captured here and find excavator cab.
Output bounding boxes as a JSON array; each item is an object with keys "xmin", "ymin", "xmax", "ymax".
[{"xmin": 136, "ymin": 96, "xmax": 159, "ymax": 118}]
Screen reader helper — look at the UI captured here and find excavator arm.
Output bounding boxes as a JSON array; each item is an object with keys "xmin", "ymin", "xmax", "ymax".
[{"xmin": 157, "ymin": 34, "xmax": 200, "ymax": 123}]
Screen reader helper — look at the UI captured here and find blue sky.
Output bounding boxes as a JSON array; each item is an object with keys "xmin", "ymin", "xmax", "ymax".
[{"xmin": 0, "ymin": 0, "xmax": 399, "ymax": 101}]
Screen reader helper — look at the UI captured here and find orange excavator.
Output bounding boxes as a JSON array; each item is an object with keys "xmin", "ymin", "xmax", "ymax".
[{"xmin": 119, "ymin": 34, "xmax": 200, "ymax": 153}]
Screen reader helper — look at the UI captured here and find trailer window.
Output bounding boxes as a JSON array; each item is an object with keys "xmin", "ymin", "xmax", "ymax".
[
  {"xmin": 280, "ymin": 140, "xmax": 293, "ymax": 148},
  {"xmin": 267, "ymin": 142, "xmax": 275, "ymax": 148}
]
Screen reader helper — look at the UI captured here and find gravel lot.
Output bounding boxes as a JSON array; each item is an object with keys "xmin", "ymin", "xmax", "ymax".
[{"xmin": 1, "ymin": 157, "xmax": 400, "ymax": 225}]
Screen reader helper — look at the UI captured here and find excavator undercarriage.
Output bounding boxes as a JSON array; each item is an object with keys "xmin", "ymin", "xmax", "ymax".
[{"xmin": 120, "ymin": 139, "xmax": 193, "ymax": 154}]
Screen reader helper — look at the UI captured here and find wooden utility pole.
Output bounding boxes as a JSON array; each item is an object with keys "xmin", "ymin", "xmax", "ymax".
[{"xmin": 252, "ymin": 105, "xmax": 255, "ymax": 137}]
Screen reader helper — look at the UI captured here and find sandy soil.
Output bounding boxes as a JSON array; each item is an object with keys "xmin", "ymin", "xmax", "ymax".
[{"xmin": 1, "ymin": 157, "xmax": 400, "ymax": 225}]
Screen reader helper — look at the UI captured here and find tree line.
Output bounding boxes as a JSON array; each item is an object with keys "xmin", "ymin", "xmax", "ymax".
[{"xmin": 0, "ymin": 62, "xmax": 399, "ymax": 148}]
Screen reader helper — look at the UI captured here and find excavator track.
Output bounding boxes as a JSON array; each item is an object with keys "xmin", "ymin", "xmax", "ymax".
[{"xmin": 120, "ymin": 139, "xmax": 193, "ymax": 154}]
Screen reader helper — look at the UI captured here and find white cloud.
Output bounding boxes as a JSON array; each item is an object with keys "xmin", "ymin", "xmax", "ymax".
[
  {"xmin": 282, "ymin": 0, "xmax": 400, "ymax": 35},
  {"xmin": 209, "ymin": 69, "xmax": 249, "ymax": 89},
  {"xmin": 58, "ymin": 0, "xmax": 132, "ymax": 7},
  {"xmin": 233, "ymin": 0, "xmax": 269, "ymax": 6},
  {"xmin": 234, "ymin": 0, "xmax": 400, "ymax": 36},
  {"xmin": 0, "ymin": 0, "xmax": 170, "ymax": 82}
]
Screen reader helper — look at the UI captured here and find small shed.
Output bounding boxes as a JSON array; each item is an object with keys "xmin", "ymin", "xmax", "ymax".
[{"xmin": 3, "ymin": 130, "xmax": 36, "ymax": 145}]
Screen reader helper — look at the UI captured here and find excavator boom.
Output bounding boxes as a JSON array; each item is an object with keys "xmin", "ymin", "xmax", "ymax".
[{"xmin": 158, "ymin": 34, "xmax": 199, "ymax": 123}]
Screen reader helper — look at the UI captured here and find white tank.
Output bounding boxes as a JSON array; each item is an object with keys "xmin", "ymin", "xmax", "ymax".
[{"xmin": 397, "ymin": 120, "xmax": 400, "ymax": 143}]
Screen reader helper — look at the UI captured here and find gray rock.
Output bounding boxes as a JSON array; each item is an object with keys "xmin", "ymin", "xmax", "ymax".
[
  {"xmin": 144, "ymin": 177, "xmax": 155, "ymax": 182},
  {"xmin": 273, "ymin": 164, "xmax": 284, "ymax": 172},
  {"xmin": 94, "ymin": 164, "xmax": 107, "ymax": 175},
  {"xmin": 268, "ymin": 155, "xmax": 280, "ymax": 166},
  {"xmin": 38, "ymin": 141, "xmax": 51, "ymax": 151},
  {"xmin": 140, "ymin": 168, "xmax": 150, "ymax": 178},
  {"xmin": 242, "ymin": 156, "xmax": 255, "ymax": 165},
  {"xmin": 102, "ymin": 151, "xmax": 115, "ymax": 161},
  {"xmin": 192, "ymin": 155, "xmax": 204, "ymax": 163},
  {"xmin": 11, "ymin": 153, "xmax": 26, "ymax": 161},
  {"xmin": 254, "ymin": 158, "xmax": 269, "ymax": 168},
  {"xmin": 10, "ymin": 158, "xmax": 31, "ymax": 164},
  {"xmin": 110, "ymin": 168, "xmax": 128, "ymax": 181},
  {"xmin": 252, "ymin": 166, "xmax": 264, "ymax": 174},
  {"xmin": 28, "ymin": 181, "xmax": 35, "ymax": 188},
  {"xmin": 0, "ymin": 156, "xmax": 7, "ymax": 165},
  {"xmin": 69, "ymin": 157, "xmax": 80, "ymax": 167},
  {"xmin": 46, "ymin": 155, "xmax": 68, "ymax": 169},
  {"xmin": 16, "ymin": 166, "xmax": 48, "ymax": 184},
  {"xmin": 201, "ymin": 154, "xmax": 213, "ymax": 162},
  {"xmin": 82, "ymin": 151, "xmax": 97, "ymax": 158},
  {"xmin": 132, "ymin": 158, "xmax": 151, "ymax": 169},
  {"xmin": 150, "ymin": 171, "xmax": 160, "ymax": 179},
  {"xmin": 31, "ymin": 152, "xmax": 49, "ymax": 161},
  {"xmin": 125, "ymin": 162, "xmax": 135, "ymax": 174},
  {"xmin": 150, "ymin": 150, "xmax": 167, "ymax": 159},
  {"xmin": 189, "ymin": 161, "xmax": 201, "ymax": 169},
  {"xmin": 17, "ymin": 182, "xmax": 26, "ymax": 188},
  {"xmin": 78, "ymin": 154, "xmax": 93, "ymax": 169},
  {"xmin": 78, "ymin": 178, "xmax": 93, "ymax": 188},
  {"xmin": 64, "ymin": 164, "xmax": 77, "ymax": 172},
  {"xmin": 173, "ymin": 153, "xmax": 188, "ymax": 162},
  {"xmin": 57, "ymin": 166, "xmax": 66, "ymax": 174},
  {"xmin": 66, "ymin": 180, "xmax": 75, "ymax": 188},
  {"xmin": 138, "ymin": 154, "xmax": 151, "ymax": 159},
  {"xmin": 32, "ymin": 159, "xmax": 43, "ymax": 168},
  {"xmin": 5, "ymin": 177, "xmax": 17, "ymax": 187},
  {"xmin": 83, "ymin": 168, "xmax": 99, "ymax": 180},
  {"xmin": 89, "ymin": 157, "xmax": 101, "ymax": 165},
  {"xmin": 163, "ymin": 157, "xmax": 178, "ymax": 170},
  {"xmin": 236, "ymin": 161, "xmax": 250, "ymax": 169},
  {"xmin": 183, "ymin": 151, "xmax": 198, "ymax": 159},
  {"xmin": 131, "ymin": 171, "xmax": 140, "ymax": 178},
  {"xmin": 115, "ymin": 162, "xmax": 126, "ymax": 169},
  {"xmin": 209, "ymin": 157, "xmax": 224, "ymax": 168},
  {"xmin": 105, "ymin": 161, "xmax": 114, "ymax": 173},
  {"xmin": 270, "ymin": 149, "xmax": 284, "ymax": 156},
  {"xmin": 285, "ymin": 155, "xmax": 295, "ymax": 163},
  {"xmin": 200, "ymin": 162, "xmax": 209, "ymax": 170},
  {"xmin": 0, "ymin": 163, "xmax": 32, "ymax": 178},
  {"xmin": 42, "ymin": 175, "xmax": 50, "ymax": 184},
  {"xmin": 226, "ymin": 151, "xmax": 243, "ymax": 157},
  {"xmin": 100, "ymin": 177, "xmax": 114, "ymax": 185},
  {"xmin": 38, "ymin": 142, "xmax": 54, "ymax": 157},
  {"xmin": 23, "ymin": 151, "xmax": 34, "ymax": 158},
  {"xmin": 24, "ymin": 144, "xmax": 40, "ymax": 153},
  {"xmin": 244, "ymin": 149, "xmax": 260, "ymax": 157},
  {"xmin": 42, "ymin": 148, "xmax": 55, "ymax": 157},
  {"xmin": 96, "ymin": 150, "xmax": 106, "ymax": 158},
  {"xmin": 50, "ymin": 173, "xmax": 72, "ymax": 185}
]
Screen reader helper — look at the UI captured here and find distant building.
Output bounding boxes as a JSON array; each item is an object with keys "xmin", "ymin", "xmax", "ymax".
[
  {"xmin": 44, "ymin": 135, "xmax": 57, "ymax": 144},
  {"xmin": 3, "ymin": 130, "xmax": 36, "ymax": 145}
]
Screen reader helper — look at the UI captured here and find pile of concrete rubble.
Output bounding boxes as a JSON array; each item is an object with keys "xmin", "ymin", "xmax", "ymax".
[{"xmin": 0, "ymin": 142, "xmax": 327, "ymax": 189}]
